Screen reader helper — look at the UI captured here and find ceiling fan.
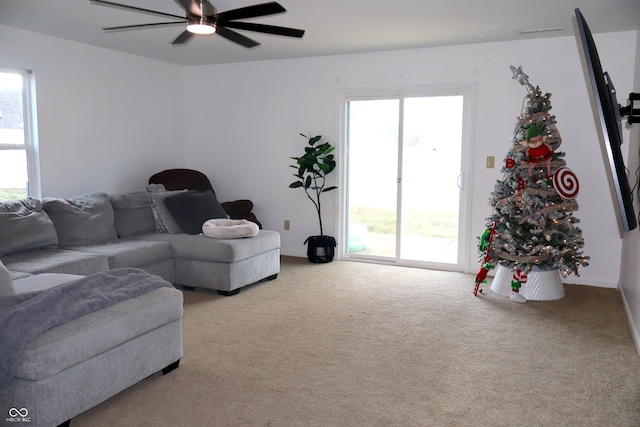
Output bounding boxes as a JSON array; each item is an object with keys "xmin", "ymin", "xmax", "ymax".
[{"xmin": 90, "ymin": 0, "xmax": 305, "ymax": 48}]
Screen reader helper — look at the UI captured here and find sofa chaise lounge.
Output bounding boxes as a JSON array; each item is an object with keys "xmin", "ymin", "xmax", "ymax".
[{"xmin": 0, "ymin": 263, "xmax": 184, "ymax": 427}]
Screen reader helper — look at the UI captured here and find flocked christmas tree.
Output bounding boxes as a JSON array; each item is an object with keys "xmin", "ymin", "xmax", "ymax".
[{"xmin": 474, "ymin": 66, "xmax": 590, "ymax": 302}]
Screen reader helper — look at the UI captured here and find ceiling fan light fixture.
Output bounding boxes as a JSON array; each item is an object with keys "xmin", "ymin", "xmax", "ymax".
[
  {"xmin": 187, "ymin": 19, "xmax": 216, "ymax": 35},
  {"xmin": 92, "ymin": 0, "xmax": 304, "ymax": 48}
]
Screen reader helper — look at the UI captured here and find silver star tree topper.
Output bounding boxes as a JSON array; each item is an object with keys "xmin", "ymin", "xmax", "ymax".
[{"xmin": 510, "ymin": 65, "xmax": 533, "ymax": 91}]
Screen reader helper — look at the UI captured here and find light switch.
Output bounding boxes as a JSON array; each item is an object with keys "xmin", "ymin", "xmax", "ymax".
[{"xmin": 486, "ymin": 156, "xmax": 495, "ymax": 168}]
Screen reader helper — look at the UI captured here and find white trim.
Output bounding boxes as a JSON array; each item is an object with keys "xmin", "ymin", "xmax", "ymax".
[
  {"xmin": 620, "ymin": 285, "xmax": 640, "ymax": 357},
  {"xmin": 0, "ymin": 66, "xmax": 40, "ymax": 199},
  {"xmin": 336, "ymin": 83, "xmax": 476, "ymax": 271}
]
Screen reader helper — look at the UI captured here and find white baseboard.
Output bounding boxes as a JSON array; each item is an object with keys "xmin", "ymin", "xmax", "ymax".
[{"xmin": 620, "ymin": 288, "xmax": 640, "ymax": 358}]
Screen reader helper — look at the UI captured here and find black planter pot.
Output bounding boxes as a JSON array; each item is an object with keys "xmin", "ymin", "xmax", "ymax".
[{"xmin": 304, "ymin": 235, "xmax": 336, "ymax": 263}]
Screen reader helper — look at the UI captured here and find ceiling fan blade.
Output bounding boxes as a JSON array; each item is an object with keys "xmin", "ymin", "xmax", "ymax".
[
  {"xmin": 103, "ymin": 21, "xmax": 186, "ymax": 32},
  {"xmin": 215, "ymin": 27, "xmax": 260, "ymax": 48},
  {"xmin": 173, "ymin": 0, "xmax": 201, "ymax": 16},
  {"xmin": 172, "ymin": 30, "xmax": 196, "ymax": 45},
  {"xmin": 216, "ymin": 2, "xmax": 286, "ymax": 22},
  {"xmin": 172, "ymin": 0, "xmax": 216, "ymax": 17},
  {"xmin": 223, "ymin": 21, "xmax": 304, "ymax": 38},
  {"xmin": 91, "ymin": 0, "xmax": 185, "ymax": 20}
]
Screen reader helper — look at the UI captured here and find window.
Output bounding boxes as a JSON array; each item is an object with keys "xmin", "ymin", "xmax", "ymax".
[{"xmin": 0, "ymin": 67, "xmax": 39, "ymax": 201}]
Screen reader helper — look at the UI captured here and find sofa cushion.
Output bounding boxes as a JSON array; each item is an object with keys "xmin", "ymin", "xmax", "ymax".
[
  {"xmin": 110, "ymin": 191, "xmax": 157, "ymax": 238},
  {"xmin": 13, "ymin": 273, "xmax": 84, "ymax": 294},
  {"xmin": 14, "ymin": 285, "xmax": 183, "ymax": 381},
  {"xmin": 163, "ymin": 190, "xmax": 228, "ymax": 235},
  {"xmin": 146, "ymin": 185, "xmax": 187, "ymax": 234},
  {"xmin": 0, "ymin": 197, "xmax": 58, "ymax": 257},
  {"xmin": 0, "ymin": 260, "xmax": 14, "ymax": 296},
  {"xmin": 1, "ymin": 249, "xmax": 110, "ymax": 276},
  {"xmin": 9, "ymin": 271, "xmax": 32, "ymax": 281},
  {"xmin": 42, "ymin": 193, "xmax": 117, "ymax": 247},
  {"xmin": 69, "ymin": 240, "xmax": 172, "ymax": 269},
  {"xmin": 129, "ymin": 230, "xmax": 280, "ymax": 263}
]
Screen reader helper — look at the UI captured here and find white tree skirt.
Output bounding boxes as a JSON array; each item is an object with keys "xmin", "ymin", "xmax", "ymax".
[{"xmin": 490, "ymin": 264, "xmax": 565, "ymax": 301}]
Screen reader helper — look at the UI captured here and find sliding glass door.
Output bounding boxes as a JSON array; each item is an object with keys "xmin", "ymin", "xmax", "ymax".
[
  {"xmin": 344, "ymin": 91, "xmax": 468, "ymax": 268},
  {"xmin": 346, "ymin": 99, "xmax": 400, "ymax": 257}
]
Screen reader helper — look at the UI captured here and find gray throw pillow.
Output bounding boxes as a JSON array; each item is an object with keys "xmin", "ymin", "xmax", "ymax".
[
  {"xmin": 146, "ymin": 185, "xmax": 187, "ymax": 234},
  {"xmin": 110, "ymin": 191, "xmax": 157, "ymax": 237},
  {"xmin": 0, "ymin": 260, "xmax": 15, "ymax": 296},
  {"xmin": 42, "ymin": 193, "xmax": 118, "ymax": 246},
  {"xmin": 0, "ymin": 197, "xmax": 58, "ymax": 257},
  {"xmin": 163, "ymin": 190, "xmax": 228, "ymax": 235}
]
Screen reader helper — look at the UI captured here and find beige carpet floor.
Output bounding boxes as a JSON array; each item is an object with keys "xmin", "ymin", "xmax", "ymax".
[{"xmin": 73, "ymin": 257, "xmax": 640, "ymax": 426}]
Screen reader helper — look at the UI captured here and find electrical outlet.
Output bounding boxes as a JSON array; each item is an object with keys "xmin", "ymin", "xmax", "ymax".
[
  {"xmin": 486, "ymin": 156, "xmax": 495, "ymax": 168},
  {"xmin": 284, "ymin": 220, "xmax": 290, "ymax": 230}
]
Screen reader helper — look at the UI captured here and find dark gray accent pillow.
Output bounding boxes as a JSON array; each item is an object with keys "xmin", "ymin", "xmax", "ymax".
[
  {"xmin": 0, "ymin": 197, "xmax": 58, "ymax": 257},
  {"xmin": 42, "ymin": 193, "xmax": 118, "ymax": 246},
  {"xmin": 110, "ymin": 191, "xmax": 157, "ymax": 237},
  {"xmin": 163, "ymin": 190, "xmax": 228, "ymax": 235}
]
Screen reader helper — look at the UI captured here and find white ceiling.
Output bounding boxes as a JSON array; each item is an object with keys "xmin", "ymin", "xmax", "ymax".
[{"xmin": 1, "ymin": 0, "xmax": 639, "ymax": 66}]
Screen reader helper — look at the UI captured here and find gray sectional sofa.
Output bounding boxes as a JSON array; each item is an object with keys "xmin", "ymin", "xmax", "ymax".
[
  {"xmin": 0, "ymin": 189, "xmax": 281, "ymax": 426},
  {"xmin": 0, "ymin": 189, "xmax": 281, "ymax": 295}
]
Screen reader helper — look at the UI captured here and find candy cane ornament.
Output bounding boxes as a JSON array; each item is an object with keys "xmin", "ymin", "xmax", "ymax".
[{"xmin": 510, "ymin": 269, "xmax": 528, "ymax": 303}]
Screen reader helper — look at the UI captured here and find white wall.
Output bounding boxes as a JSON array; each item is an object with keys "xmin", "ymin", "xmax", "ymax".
[
  {"xmin": 620, "ymin": 29, "xmax": 640, "ymax": 353},
  {"xmin": 0, "ymin": 25, "xmax": 187, "ymax": 197},
  {"xmin": 184, "ymin": 32, "xmax": 637, "ymax": 287},
  {"xmin": 1, "ymin": 23, "xmax": 636, "ymax": 288}
]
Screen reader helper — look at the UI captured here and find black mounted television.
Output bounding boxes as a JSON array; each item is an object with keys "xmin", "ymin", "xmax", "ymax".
[{"xmin": 575, "ymin": 8, "xmax": 639, "ymax": 232}]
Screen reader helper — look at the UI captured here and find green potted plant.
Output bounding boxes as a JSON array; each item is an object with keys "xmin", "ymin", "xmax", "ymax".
[{"xmin": 289, "ymin": 133, "xmax": 337, "ymax": 263}]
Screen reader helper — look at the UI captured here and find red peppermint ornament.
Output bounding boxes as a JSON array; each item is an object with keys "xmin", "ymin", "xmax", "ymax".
[
  {"xmin": 506, "ymin": 158, "xmax": 515, "ymax": 169},
  {"xmin": 553, "ymin": 166, "xmax": 580, "ymax": 200}
]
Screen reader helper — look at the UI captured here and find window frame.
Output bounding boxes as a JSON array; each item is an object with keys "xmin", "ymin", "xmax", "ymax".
[
  {"xmin": 337, "ymin": 84, "xmax": 475, "ymax": 271},
  {"xmin": 0, "ymin": 66, "xmax": 40, "ymax": 200}
]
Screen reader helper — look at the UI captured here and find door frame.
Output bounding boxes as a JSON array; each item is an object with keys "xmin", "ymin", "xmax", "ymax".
[{"xmin": 335, "ymin": 84, "xmax": 476, "ymax": 272}]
